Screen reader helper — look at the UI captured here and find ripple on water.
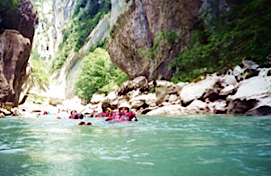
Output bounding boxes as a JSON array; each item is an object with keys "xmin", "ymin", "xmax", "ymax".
[
  {"xmin": 136, "ymin": 162, "xmax": 154, "ymax": 165},
  {"xmin": 0, "ymin": 148, "xmax": 26, "ymax": 154},
  {"xmin": 100, "ymin": 156, "xmax": 130, "ymax": 160}
]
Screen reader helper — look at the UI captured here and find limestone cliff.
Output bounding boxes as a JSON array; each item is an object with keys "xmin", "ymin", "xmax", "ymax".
[
  {"xmin": 108, "ymin": 0, "xmax": 203, "ymax": 80},
  {"xmin": 53, "ymin": 0, "xmax": 127, "ymax": 97},
  {"xmin": 0, "ymin": 0, "xmax": 37, "ymax": 107}
]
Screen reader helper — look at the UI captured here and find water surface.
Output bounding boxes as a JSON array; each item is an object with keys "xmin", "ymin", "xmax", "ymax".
[{"xmin": 0, "ymin": 115, "xmax": 271, "ymax": 176}]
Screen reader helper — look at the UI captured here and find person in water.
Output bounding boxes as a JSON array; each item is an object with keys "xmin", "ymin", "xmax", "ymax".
[
  {"xmin": 105, "ymin": 103, "xmax": 137, "ymax": 122},
  {"xmin": 69, "ymin": 110, "xmax": 84, "ymax": 119},
  {"xmin": 78, "ymin": 121, "xmax": 92, "ymax": 125},
  {"xmin": 94, "ymin": 107, "xmax": 112, "ymax": 117}
]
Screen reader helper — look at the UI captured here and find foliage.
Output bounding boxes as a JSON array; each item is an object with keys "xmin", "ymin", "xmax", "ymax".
[
  {"xmin": 147, "ymin": 30, "xmax": 181, "ymax": 59},
  {"xmin": 30, "ymin": 49, "xmax": 51, "ymax": 92},
  {"xmin": 170, "ymin": 0, "xmax": 271, "ymax": 83},
  {"xmin": 50, "ymin": 0, "xmax": 111, "ymax": 71},
  {"xmin": 0, "ymin": 0, "xmax": 20, "ymax": 11},
  {"xmin": 75, "ymin": 48, "xmax": 129, "ymax": 101}
]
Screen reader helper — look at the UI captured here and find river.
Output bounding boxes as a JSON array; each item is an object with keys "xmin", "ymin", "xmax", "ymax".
[{"xmin": 0, "ymin": 115, "xmax": 271, "ymax": 176}]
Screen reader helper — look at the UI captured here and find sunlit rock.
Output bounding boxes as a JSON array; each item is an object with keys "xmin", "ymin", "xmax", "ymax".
[
  {"xmin": 89, "ymin": 93, "xmax": 104, "ymax": 105},
  {"xmin": 155, "ymin": 80, "xmax": 179, "ymax": 105},
  {"xmin": 146, "ymin": 105, "xmax": 184, "ymax": 116},
  {"xmin": 118, "ymin": 76, "xmax": 149, "ymax": 95},
  {"xmin": 130, "ymin": 93, "xmax": 156, "ymax": 109},
  {"xmin": 180, "ymin": 75, "xmax": 220, "ymax": 105},
  {"xmin": 227, "ymin": 68, "xmax": 271, "ymax": 115},
  {"xmin": 184, "ymin": 100, "xmax": 210, "ymax": 115}
]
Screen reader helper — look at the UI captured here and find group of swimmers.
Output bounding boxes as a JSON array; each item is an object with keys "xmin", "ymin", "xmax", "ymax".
[{"xmin": 68, "ymin": 103, "xmax": 138, "ymax": 125}]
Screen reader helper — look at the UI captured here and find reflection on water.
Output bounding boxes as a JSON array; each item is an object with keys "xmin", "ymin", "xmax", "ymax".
[{"xmin": 0, "ymin": 115, "xmax": 271, "ymax": 176}]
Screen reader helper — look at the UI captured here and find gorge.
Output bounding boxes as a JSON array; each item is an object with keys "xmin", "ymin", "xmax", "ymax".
[{"xmin": 0, "ymin": 0, "xmax": 270, "ymax": 117}]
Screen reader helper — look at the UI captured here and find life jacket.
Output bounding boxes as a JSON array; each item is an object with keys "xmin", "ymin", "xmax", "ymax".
[
  {"xmin": 107, "ymin": 111, "xmax": 137, "ymax": 122},
  {"xmin": 95, "ymin": 112, "xmax": 109, "ymax": 117}
]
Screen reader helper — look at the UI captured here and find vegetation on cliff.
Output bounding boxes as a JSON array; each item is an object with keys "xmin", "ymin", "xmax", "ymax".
[
  {"xmin": 171, "ymin": 0, "xmax": 271, "ymax": 82},
  {"xmin": 30, "ymin": 49, "xmax": 51, "ymax": 91},
  {"xmin": 51, "ymin": 0, "xmax": 111, "ymax": 71},
  {"xmin": 75, "ymin": 48, "xmax": 129, "ymax": 101},
  {"xmin": 0, "ymin": 0, "xmax": 20, "ymax": 33}
]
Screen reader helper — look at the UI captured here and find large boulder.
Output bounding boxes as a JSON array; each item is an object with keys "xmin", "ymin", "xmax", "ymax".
[
  {"xmin": 108, "ymin": 0, "xmax": 202, "ymax": 80},
  {"xmin": 246, "ymin": 96, "xmax": 271, "ymax": 116},
  {"xmin": 180, "ymin": 75, "xmax": 221, "ymax": 105},
  {"xmin": 227, "ymin": 68, "xmax": 271, "ymax": 115},
  {"xmin": 0, "ymin": 0, "xmax": 37, "ymax": 107},
  {"xmin": 146, "ymin": 105, "xmax": 184, "ymax": 116},
  {"xmin": 155, "ymin": 80, "xmax": 180, "ymax": 105},
  {"xmin": 0, "ymin": 30, "xmax": 32, "ymax": 107},
  {"xmin": 91, "ymin": 93, "xmax": 106, "ymax": 104},
  {"xmin": 118, "ymin": 76, "xmax": 149, "ymax": 95},
  {"xmin": 130, "ymin": 93, "xmax": 156, "ymax": 109},
  {"xmin": 183, "ymin": 100, "xmax": 210, "ymax": 115}
]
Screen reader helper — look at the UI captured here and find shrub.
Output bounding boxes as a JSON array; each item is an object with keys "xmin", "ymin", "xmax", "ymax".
[{"xmin": 75, "ymin": 48, "xmax": 129, "ymax": 101}]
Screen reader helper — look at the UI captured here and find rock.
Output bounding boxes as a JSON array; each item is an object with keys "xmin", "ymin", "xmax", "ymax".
[
  {"xmin": 18, "ymin": 62, "xmax": 32, "ymax": 104},
  {"xmin": 227, "ymin": 68, "xmax": 271, "ymax": 115},
  {"xmin": 130, "ymin": 100, "xmax": 145, "ymax": 109},
  {"xmin": 220, "ymin": 72, "xmax": 238, "ymax": 87},
  {"xmin": 184, "ymin": 100, "xmax": 210, "ymax": 115},
  {"xmin": 108, "ymin": 0, "xmax": 202, "ymax": 80},
  {"xmin": 130, "ymin": 93, "xmax": 156, "ymax": 109},
  {"xmin": 106, "ymin": 91, "xmax": 118, "ymax": 102},
  {"xmin": 91, "ymin": 93, "xmax": 106, "ymax": 104},
  {"xmin": 53, "ymin": 0, "xmax": 76, "ymax": 47},
  {"xmin": 0, "ymin": 0, "xmax": 37, "ymax": 42},
  {"xmin": 228, "ymin": 69, "xmax": 271, "ymax": 101},
  {"xmin": 176, "ymin": 82, "xmax": 189, "ymax": 92},
  {"xmin": 49, "ymin": 98, "xmax": 63, "ymax": 106},
  {"xmin": 62, "ymin": 97, "xmax": 85, "ymax": 112},
  {"xmin": 180, "ymin": 74, "xmax": 220, "ymax": 105},
  {"xmin": 155, "ymin": 80, "xmax": 179, "ymax": 105},
  {"xmin": 118, "ymin": 76, "xmax": 149, "ymax": 95},
  {"xmin": 0, "ymin": 107, "xmax": 12, "ymax": 115},
  {"xmin": 167, "ymin": 94, "xmax": 179, "ymax": 104},
  {"xmin": 227, "ymin": 99, "xmax": 258, "ymax": 115},
  {"xmin": 246, "ymin": 96, "xmax": 271, "ymax": 116},
  {"xmin": 207, "ymin": 100, "xmax": 227, "ymax": 114},
  {"xmin": 146, "ymin": 105, "xmax": 184, "ymax": 116},
  {"xmin": 219, "ymin": 85, "xmax": 236, "ymax": 96},
  {"xmin": 0, "ymin": 30, "xmax": 32, "ymax": 107}
]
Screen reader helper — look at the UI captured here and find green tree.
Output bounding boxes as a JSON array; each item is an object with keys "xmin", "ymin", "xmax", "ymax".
[{"xmin": 75, "ymin": 48, "xmax": 129, "ymax": 101}]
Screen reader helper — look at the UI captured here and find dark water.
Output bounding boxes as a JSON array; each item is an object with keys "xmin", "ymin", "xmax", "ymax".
[{"xmin": 0, "ymin": 115, "xmax": 271, "ymax": 176}]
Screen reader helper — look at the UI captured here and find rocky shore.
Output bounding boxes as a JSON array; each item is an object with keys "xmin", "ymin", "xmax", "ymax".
[{"xmin": 1, "ymin": 59, "xmax": 270, "ymax": 118}]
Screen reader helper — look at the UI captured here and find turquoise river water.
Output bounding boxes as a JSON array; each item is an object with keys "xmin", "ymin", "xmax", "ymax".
[{"xmin": 0, "ymin": 115, "xmax": 271, "ymax": 176}]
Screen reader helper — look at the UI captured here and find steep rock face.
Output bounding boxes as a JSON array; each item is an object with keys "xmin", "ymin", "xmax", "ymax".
[
  {"xmin": 0, "ymin": 30, "xmax": 32, "ymax": 107},
  {"xmin": 55, "ymin": 0, "xmax": 127, "ymax": 97},
  {"xmin": 53, "ymin": 0, "xmax": 76, "ymax": 49},
  {"xmin": 0, "ymin": 0, "xmax": 37, "ymax": 42},
  {"xmin": 108, "ymin": 0, "xmax": 202, "ymax": 80},
  {"xmin": 0, "ymin": 0, "xmax": 37, "ymax": 107},
  {"xmin": 33, "ymin": 0, "xmax": 55, "ymax": 60}
]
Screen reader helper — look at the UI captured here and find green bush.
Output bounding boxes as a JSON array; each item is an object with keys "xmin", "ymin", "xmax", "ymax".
[
  {"xmin": 170, "ymin": 0, "xmax": 271, "ymax": 83},
  {"xmin": 75, "ymin": 48, "xmax": 129, "ymax": 101}
]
